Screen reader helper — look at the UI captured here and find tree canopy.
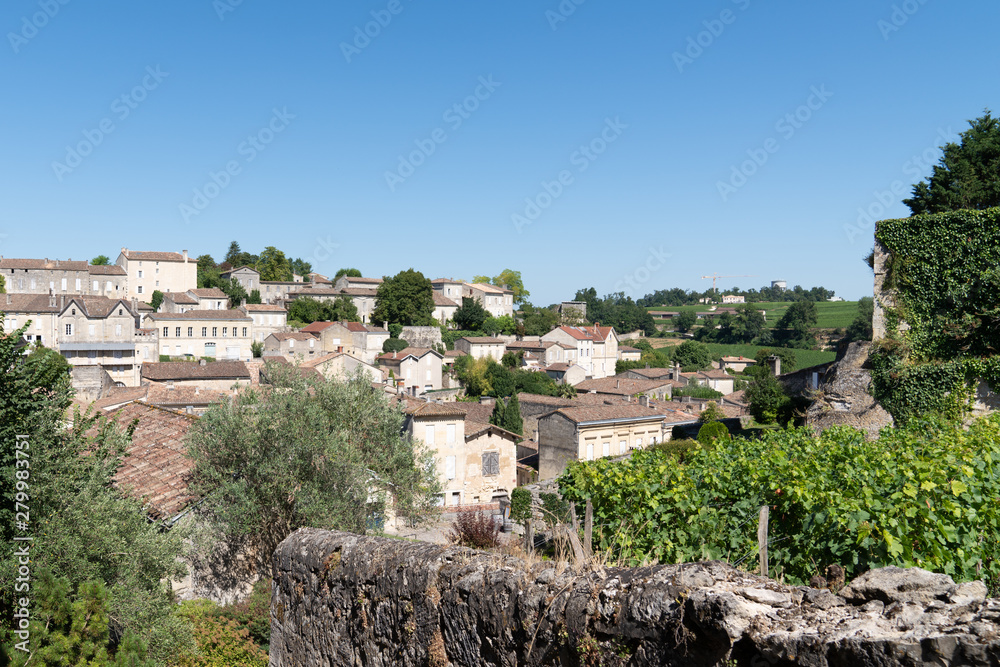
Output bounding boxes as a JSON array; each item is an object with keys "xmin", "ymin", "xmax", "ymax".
[
  {"xmin": 372, "ymin": 269, "xmax": 435, "ymax": 326},
  {"xmin": 904, "ymin": 110, "xmax": 1000, "ymax": 215},
  {"xmin": 573, "ymin": 288, "xmax": 656, "ymax": 336},
  {"xmin": 90, "ymin": 255, "xmax": 110, "ymax": 265},
  {"xmin": 335, "ymin": 268, "xmax": 362, "ymax": 279},
  {"xmin": 256, "ymin": 246, "xmax": 292, "ymax": 282},
  {"xmin": 452, "ymin": 297, "xmax": 488, "ymax": 331},
  {"xmin": 287, "ymin": 296, "xmax": 359, "ymax": 325},
  {"xmin": 471, "ymin": 269, "xmax": 530, "ymax": 306}
]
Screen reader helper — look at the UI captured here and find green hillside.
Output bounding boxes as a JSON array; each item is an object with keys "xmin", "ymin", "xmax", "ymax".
[{"xmin": 647, "ymin": 300, "xmax": 861, "ymax": 329}]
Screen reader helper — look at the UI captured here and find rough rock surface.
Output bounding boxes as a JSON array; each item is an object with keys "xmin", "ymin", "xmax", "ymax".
[
  {"xmin": 804, "ymin": 342, "xmax": 894, "ymax": 438},
  {"xmin": 269, "ymin": 528, "xmax": 1000, "ymax": 667}
]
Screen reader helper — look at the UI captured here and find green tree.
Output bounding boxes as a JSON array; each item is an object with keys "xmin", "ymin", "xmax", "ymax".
[
  {"xmin": 520, "ymin": 304, "xmax": 560, "ymax": 337},
  {"xmin": 744, "ymin": 366, "xmax": 794, "ymax": 425},
  {"xmin": 697, "ymin": 421, "xmax": 729, "ymax": 445},
  {"xmin": 673, "ymin": 340, "xmax": 712, "ymax": 371},
  {"xmin": 335, "ymin": 268, "xmax": 362, "ymax": 279},
  {"xmin": 251, "ymin": 340, "xmax": 263, "ymax": 358},
  {"xmin": 732, "ymin": 304, "xmax": 766, "ymax": 343},
  {"xmin": 502, "ymin": 393, "xmax": 523, "ymax": 435},
  {"xmin": 91, "ymin": 255, "xmax": 111, "ymax": 265},
  {"xmin": 256, "ymin": 246, "xmax": 293, "ymax": 282},
  {"xmin": 372, "ymin": 269, "xmax": 435, "ymax": 326},
  {"xmin": 775, "ymin": 300, "xmax": 817, "ymax": 348},
  {"xmin": 453, "ymin": 297, "xmax": 488, "ymax": 331},
  {"xmin": 843, "ymin": 297, "xmax": 874, "ymax": 343},
  {"xmin": 904, "ymin": 110, "xmax": 1000, "ymax": 215},
  {"xmin": 492, "ymin": 269, "xmax": 530, "ymax": 306},
  {"xmin": 698, "ymin": 401, "xmax": 725, "ymax": 423},
  {"xmin": 382, "ymin": 338, "xmax": 408, "ymax": 354},
  {"xmin": 224, "ymin": 241, "xmax": 242, "ymax": 266},
  {"xmin": 489, "ymin": 398, "xmax": 506, "ymax": 430},
  {"xmin": 483, "ymin": 315, "xmax": 516, "ymax": 336},
  {"xmin": 289, "ymin": 257, "xmax": 312, "ymax": 279},
  {"xmin": 186, "ymin": 365, "xmax": 440, "ymax": 562},
  {"xmin": 247, "ymin": 289, "xmax": 262, "ymax": 305},
  {"xmin": 220, "ymin": 278, "xmax": 248, "ymax": 309},
  {"xmin": 501, "ymin": 350, "xmax": 523, "ymax": 369},
  {"xmin": 196, "ymin": 254, "xmax": 222, "ymax": 289},
  {"xmin": 0, "ymin": 274, "xmax": 5, "ymax": 293},
  {"xmin": 150, "ymin": 290, "xmax": 164, "ymax": 311},
  {"xmin": 753, "ymin": 347, "xmax": 797, "ymax": 374},
  {"xmin": 674, "ymin": 310, "xmax": 697, "ymax": 333}
]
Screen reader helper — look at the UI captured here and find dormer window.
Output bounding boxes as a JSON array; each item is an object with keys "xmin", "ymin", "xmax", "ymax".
[{"xmin": 71, "ymin": 309, "xmax": 76, "ymax": 315}]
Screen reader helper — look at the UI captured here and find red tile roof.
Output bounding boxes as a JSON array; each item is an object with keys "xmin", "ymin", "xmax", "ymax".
[
  {"xmin": 146, "ymin": 310, "xmax": 251, "ymax": 321},
  {"xmin": 188, "ymin": 288, "xmax": 227, "ymax": 298},
  {"xmin": 549, "ymin": 404, "xmax": 668, "ymax": 424},
  {"xmin": 0, "ymin": 257, "xmax": 89, "ymax": 270},
  {"xmin": 121, "ymin": 250, "xmax": 189, "ymax": 262},
  {"xmin": 142, "ymin": 361, "xmax": 251, "ymax": 381}
]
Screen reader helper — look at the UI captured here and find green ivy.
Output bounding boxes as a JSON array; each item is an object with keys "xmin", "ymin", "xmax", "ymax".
[{"xmin": 872, "ymin": 207, "xmax": 1000, "ymax": 423}]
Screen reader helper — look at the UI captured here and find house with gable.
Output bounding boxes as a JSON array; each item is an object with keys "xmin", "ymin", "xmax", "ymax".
[
  {"xmin": 377, "ymin": 347, "xmax": 444, "ymax": 394},
  {"xmin": 541, "ymin": 325, "xmax": 619, "ymax": 379},
  {"xmin": 116, "ymin": 248, "xmax": 197, "ymax": 300},
  {"xmin": 454, "ymin": 336, "xmax": 505, "ymax": 361}
]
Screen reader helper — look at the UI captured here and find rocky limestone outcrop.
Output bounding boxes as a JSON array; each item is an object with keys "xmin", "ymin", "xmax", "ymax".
[
  {"xmin": 269, "ymin": 528, "xmax": 1000, "ymax": 667},
  {"xmin": 804, "ymin": 342, "xmax": 894, "ymax": 438}
]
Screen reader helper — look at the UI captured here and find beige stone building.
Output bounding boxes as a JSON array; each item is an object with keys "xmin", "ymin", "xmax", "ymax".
[
  {"xmin": 404, "ymin": 402, "xmax": 517, "ymax": 508},
  {"xmin": 300, "ymin": 321, "xmax": 389, "ymax": 365},
  {"xmin": 145, "ymin": 310, "xmax": 254, "ymax": 361},
  {"xmin": 219, "ymin": 266, "xmax": 261, "ymax": 294},
  {"xmin": 537, "ymin": 404, "xmax": 668, "ymax": 479},
  {"xmin": 1, "ymin": 258, "xmax": 127, "ymax": 296},
  {"xmin": 287, "ymin": 287, "xmax": 379, "ymax": 324},
  {"xmin": 464, "ymin": 283, "xmax": 514, "ymax": 318},
  {"xmin": 432, "ymin": 292, "xmax": 459, "ymax": 325},
  {"xmin": 454, "ymin": 336, "xmax": 505, "ymax": 361},
  {"xmin": 241, "ymin": 303, "xmax": 288, "ymax": 342},
  {"xmin": 263, "ymin": 331, "xmax": 320, "ymax": 362},
  {"xmin": 377, "ymin": 347, "xmax": 444, "ymax": 394},
  {"xmin": 332, "ymin": 275, "xmax": 383, "ymax": 291},
  {"xmin": 188, "ymin": 288, "xmax": 228, "ymax": 310},
  {"xmin": 57, "ymin": 296, "xmax": 141, "ymax": 386},
  {"xmin": 541, "ymin": 325, "xmax": 619, "ymax": 379},
  {"xmin": 299, "ymin": 352, "xmax": 381, "ymax": 383},
  {"xmin": 117, "ymin": 249, "xmax": 197, "ymax": 300}
]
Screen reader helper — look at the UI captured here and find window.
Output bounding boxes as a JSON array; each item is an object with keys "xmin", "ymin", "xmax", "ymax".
[
  {"xmin": 106, "ymin": 281, "xmax": 112, "ymax": 292},
  {"xmin": 603, "ymin": 442, "xmax": 610, "ymax": 457},
  {"xmin": 204, "ymin": 342, "xmax": 216, "ymax": 357},
  {"xmin": 137, "ymin": 270, "xmax": 143, "ymax": 279},
  {"xmin": 288, "ymin": 338, "xmax": 294, "ymax": 348},
  {"xmin": 75, "ymin": 278, "xmax": 81, "ymax": 291},
  {"xmin": 187, "ymin": 327, "xmax": 193, "ymax": 337},
  {"xmin": 424, "ymin": 425, "xmax": 435, "ymax": 445},
  {"xmin": 445, "ymin": 455, "xmax": 456, "ymax": 480},
  {"xmin": 61, "ymin": 278, "xmax": 67, "ymax": 291},
  {"xmin": 242, "ymin": 327, "xmax": 247, "ymax": 337},
  {"xmin": 163, "ymin": 327, "xmax": 168, "ymax": 337},
  {"xmin": 93, "ymin": 280, "xmax": 99, "ymax": 291},
  {"xmin": 155, "ymin": 281, "xmax": 159, "ymax": 287},
  {"xmin": 113, "ymin": 350, "xmax": 122, "ymax": 359},
  {"xmin": 619, "ymin": 440, "xmax": 627, "ymax": 454},
  {"xmin": 88, "ymin": 350, "xmax": 97, "ymax": 359},
  {"xmin": 212, "ymin": 327, "xmax": 217, "ymax": 336},
  {"xmin": 223, "ymin": 327, "xmax": 228, "ymax": 337},
  {"xmin": 635, "ymin": 438, "xmax": 642, "ymax": 449},
  {"xmin": 446, "ymin": 423, "xmax": 455, "ymax": 443},
  {"xmin": 65, "ymin": 324, "xmax": 73, "ymax": 336},
  {"xmin": 30, "ymin": 278, "xmax": 36, "ymax": 289},
  {"xmin": 88, "ymin": 324, "xmax": 95, "ymax": 336},
  {"xmin": 137, "ymin": 286, "xmax": 143, "ymax": 294},
  {"xmin": 586, "ymin": 443, "xmax": 594, "ymax": 460},
  {"xmin": 202, "ymin": 327, "xmax": 207, "ymax": 336},
  {"xmin": 482, "ymin": 452, "xmax": 500, "ymax": 477},
  {"xmin": 175, "ymin": 327, "xmax": 181, "ymax": 337}
]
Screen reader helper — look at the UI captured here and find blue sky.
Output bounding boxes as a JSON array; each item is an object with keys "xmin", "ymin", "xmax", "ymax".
[{"xmin": 2, "ymin": 1, "xmax": 997, "ymax": 306}]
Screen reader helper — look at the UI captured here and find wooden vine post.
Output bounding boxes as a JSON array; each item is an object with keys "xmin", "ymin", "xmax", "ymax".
[{"xmin": 758, "ymin": 505, "xmax": 769, "ymax": 579}]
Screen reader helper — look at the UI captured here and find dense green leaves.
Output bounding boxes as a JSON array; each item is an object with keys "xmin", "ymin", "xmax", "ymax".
[
  {"xmin": 559, "ymin": 415, "xmax": 1000, "ymax": 588},
  {"xmin": 287, "ymin": 296, "xmax": 359, "ymax": 325},
  {"xmin": 372, "ymin": 269, "xmax": 435, "ymax": 326}
]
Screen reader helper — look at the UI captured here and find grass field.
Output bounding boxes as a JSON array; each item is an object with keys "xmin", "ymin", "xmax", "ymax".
[
  {"xmin": 641, "ymin": 338, "xmax": 836, "ymax": 372},
  {"xmin": 647, "ymin": 301, "xmax": 861, "ymax": 330}
]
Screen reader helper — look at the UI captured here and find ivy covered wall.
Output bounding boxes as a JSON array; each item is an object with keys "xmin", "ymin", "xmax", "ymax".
[{"xmin": 871, "ymin": 207, "xmax": 1000, "ymax": 423}]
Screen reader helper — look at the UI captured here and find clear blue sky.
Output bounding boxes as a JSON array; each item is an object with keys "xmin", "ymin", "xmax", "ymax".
[{"xmin": 2, "ymin": 1, "xmax": 997, "ymax": 305}]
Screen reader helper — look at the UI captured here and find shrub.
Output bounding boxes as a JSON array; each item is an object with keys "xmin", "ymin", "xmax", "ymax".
[
  {"xmin": 448, "ymin": 509, "xmax": 501, "ymax": 549},
  {"xmin": 382, "ymin": 337, "xmax": 408, "ymax": 354},
  {"xmin": 697, "ymin": 421, "xmax": 729, "ymax": 445},
  {"xmin": 648, "ymin": 438, "xmax": 701, "ymax": 463},
  {"xmin": 510, "ymin": 487, "xmax": 532, "ymax": 525},
  {"xmin": 217, "ymin": 579, "xmax": 271, "ymax": 651}
]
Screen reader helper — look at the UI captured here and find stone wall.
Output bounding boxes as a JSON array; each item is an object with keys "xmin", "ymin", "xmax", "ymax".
[
  {"xmin": 401, "ymin": 325, "xmax": 442, "ymax": 350},
  {"xmin": 270, "ymin": 528, "xmax": 1000, "ymax": 667}
]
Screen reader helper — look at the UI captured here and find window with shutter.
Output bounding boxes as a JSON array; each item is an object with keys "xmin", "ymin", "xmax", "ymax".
[{"xmin": 482, "ymin": 452, "xmax": 500, "ymax": 477}]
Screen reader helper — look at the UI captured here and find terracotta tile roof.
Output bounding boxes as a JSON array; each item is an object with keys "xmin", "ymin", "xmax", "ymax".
[
  {"xmin": 164, "ymin": 292, "xmax": 198, "ymax": 305},
  {"xmin": 0, "ymin": 294, "xmax": 60, "ymax": 313},
  {"xmin": 620, "ymin": 346, "xmax": 641, "ymax": 353},
  {"xmin": 299, "ymin": 352, "xmax": 344, "ymax": 368},
  {"xmin": 92, "ymin": 386, "xmax": 148, "ymax": 410},
  {"xmin": 459, "ymin": 336, "xmax": 505, "ymax": 345},
  {"xmin": 506, "ymin": 341, "xmax": 556, "ymax": 350},
  {"xmin": 142, "ymin": 360, "xmax": 251, "ymax": 381},
  {"xmin": 63, "ymin": 296, "xmax": 134, "ymax": 319},
  {"xmin": 242, "ymin": 304, "xmax": 287, "ymax": 312},
  {"xmin": 698, "ymin": 369, "xmax": 733, "ymax": 380},
  {"xmin": 145, "ymin": 385, "xmax": 233, "ymax": 406},
  {"xmin": 454, "ymin": 402, "xmax": 494, "ymax": 424},
  {"xmin": 466, "ymin": 282, "xmax": 511, "ymax": 294},
  {"xmin": 146, "ymin": 310, "xmax": 251, "ymax": 321},
  {"xmin": 342, "ymin": 276, "xmax": 383, "ymax": 284},
  {"xmin": 291, "ymin": 287, "xmax": 378, "ymax": 297},
  {"xmin": 301, "ymin": 321, "xmax": 336, "ymax": 333},
  {"xmin": 221, "ymin": 265, "xmax": 258, "ymax": 274},
  {"xmin": 516, "ymin": 393, "xmax": 576, "ymax": 407},
  {"xmin": 121, "ymin": 250, "xmax": 188, "ymax": 262},
  {"xmin": 106, "ymin": 403, "xmax": 197, "ymax": 520},
  {"xmin": 575, "ymin": 377, "xmax": 674, "ymax": 395},
  {"xmin": 721, "ymin": 356, "xmax": 755, "ymax": 362},
  {"xmin": 88, "ymin": 264, "xmax": 126, "ymax": 275},
  {"xmin": 444, "ymin": 350, "xmax": 466, "ymax": 358},
  {"xmin": 433, "ymin": 293, "xmax": 459, "ymax": 307},
  {"xmin": 544, "ymin": 363, "xmax": 570, "ymax": 372},
  {"xmin": 406, "ymin": 402, "xmax": 467, "ymax": 417},
  {"xmin": 188, "ymin": 288, "xmax": 227, "ymax": 298},
  {"xmin": 549, "ymin": 404, "xmax": 669, "ymax": 424},
  {"xmin": 344, "ymin": 322, "xmax": 386, "ymax": 333},
  {"xmin": 0, "ymin": 257, "xmax": 89, "ymax": 270},
  {"xmin": 378, "ymin": 347, "xmax": 442, "ymax": 362},
  {"xmin": 269, "ymin": 332, "xmax": 318, "ymax": 341},
  {"xmin": 625, "ymin": 367, "xmax": 675, "ymax": 379},
  {"xmin": 465, "ymin": 421, "xmax": 520, "ymax": 441},
  {"xmin": 431, "ymin": 278, "xmax": 463, "ymax": 284}
]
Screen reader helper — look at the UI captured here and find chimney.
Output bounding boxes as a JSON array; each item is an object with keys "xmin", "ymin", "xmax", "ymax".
[
  {"xmin": 5, "ymin": 294, "xmax": 9, "ymax": 305},
  {"xmin": 182, "ymin": 250, "xmax": 188, "ymax": 262},
  {"xmin": 639, "ymin": 395, "xmax": 649, "ymax": 408},
  {"xmin": 49, "ymin": 290, "xmax": 55, "ymax": 307},
  {"xmin": 200, "ymin": 358, "xmax": 207, "ymax": 366},
  {"xmin": 167, "ymin": 381, "xmax": 174, "ymax": 390},
  {"xmin": 768, "ymin": 355, "xmax": 781, "ymax": 376},
  {"xmin": 195, "ymin": 387, "xmax": 199, "ymax": 395},
  {"xmin": 616, "ymin": 379, "xmax": 620, "ymax": 389}
]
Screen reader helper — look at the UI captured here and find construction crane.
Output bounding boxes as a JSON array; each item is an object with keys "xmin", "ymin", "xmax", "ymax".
[{"xmin": 700, "ymin": 273, "xmax": 757, "ymax": 294}]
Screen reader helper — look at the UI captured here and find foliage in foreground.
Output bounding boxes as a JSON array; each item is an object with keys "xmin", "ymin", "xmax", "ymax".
[
  {"xmin": 186, "ymin": 364, "xmax": 441, "ymax": 564},
  {"xmin": 559, "ymin": 415, "xmax": 1000, "ymax": 588},
  {"xmin": 448, "ymin": 509, "xmax": 501, "ymax": 549}
]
